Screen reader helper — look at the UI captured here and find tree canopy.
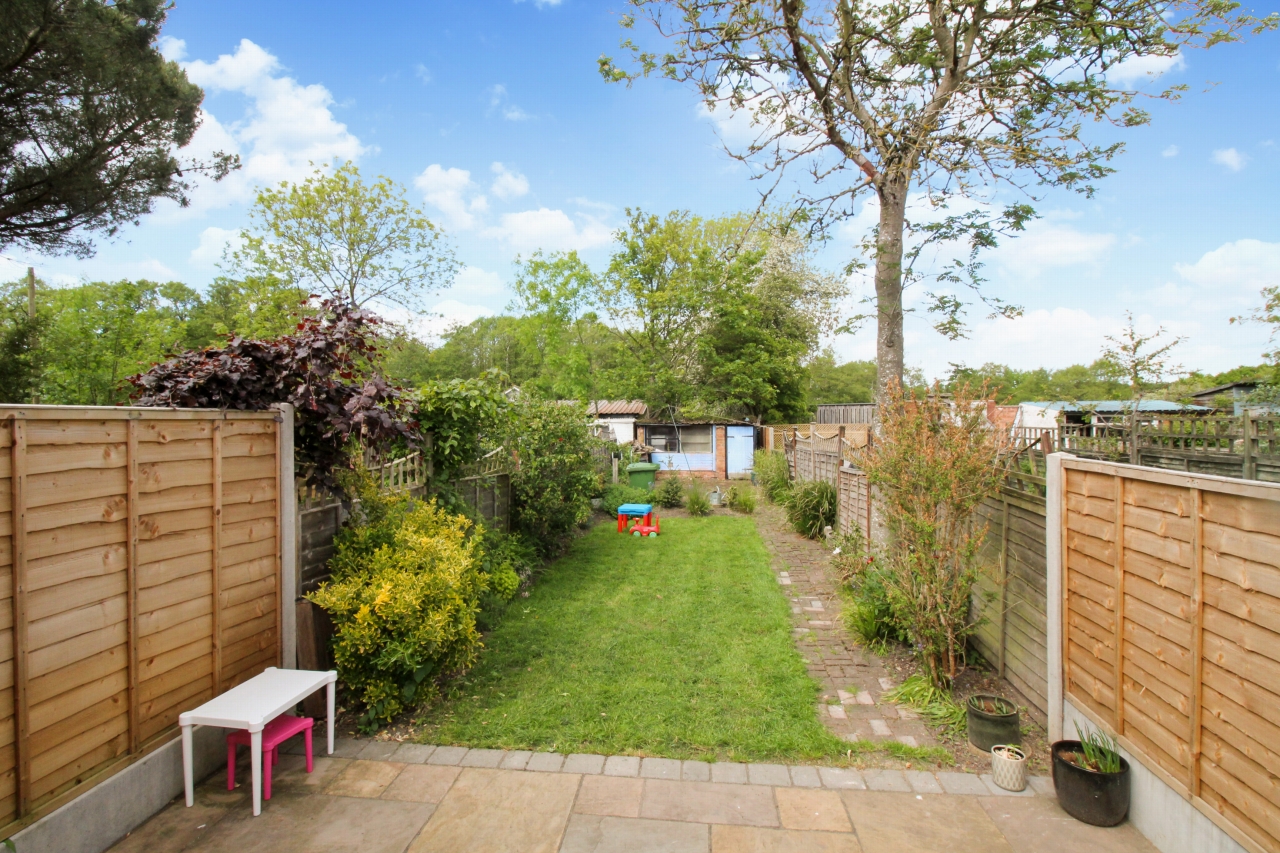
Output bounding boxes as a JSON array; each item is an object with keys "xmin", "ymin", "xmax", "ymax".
[
  {"xmin": 230, "ymin": 162, "xmax": 458, "ymax": 313},
  {"xmin": 1, "ymin": 0, "xmax": 237, "ymax": 257},
  {"xmin": 604, "ymin": 0, "xmax": 1276, "ymax": 406}
]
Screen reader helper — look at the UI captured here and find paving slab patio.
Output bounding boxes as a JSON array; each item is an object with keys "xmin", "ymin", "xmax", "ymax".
[{"xmin": 108, "ymin": 749, "xmax": 1160, "ymax": 853}]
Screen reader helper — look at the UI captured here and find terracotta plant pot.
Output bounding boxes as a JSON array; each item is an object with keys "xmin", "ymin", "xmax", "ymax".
[
  {"xmin": 967, "ymin": 694, "xmax": 1020, "ymax": 752},
  {"xmin": 1052, "ymin": 740, "xmax": 1131, "ymax": 827},
  {"xmin": 991, "ymin": 744, "xmax": 1027, "ymax": 792}
]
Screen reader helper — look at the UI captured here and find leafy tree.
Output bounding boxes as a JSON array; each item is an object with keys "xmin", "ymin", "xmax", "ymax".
[
  {"xmin": 945, "ymin": 360, "xmax": 1129, "ymax": 403},
  {"xmin": 38, "ymin": 279, "xmax": 192, "ymax": 404},
  {"xmin": 1100, "ymin": 311, "xmax": 1184, "ymax": 400},
  {"xmin": 231, "ymin": 162, "xmax": 457, "ymax": 313},
  {"xmin": 806, "ymin": 350, "xmax": 876, "ymax": 409},
  {"xmin": 130, "ymin": 302, "xmax": 417, "ymax": 491},
  {"xmin": 1, "ymin": 0, "xmax": 237, "ymax": 257},
  {"xmin": 604, "ymin": 0, "xmax": 1275, "ymax": 405},
  {"xmin": 511, "ymin": 251, "xmax": 626, "ymax": 401},
  {"xmin": 0, "ymin": 282, "xmax": 46, "ymax": 403},
  {"xmin": 186, "ymin": 275, "xmax": 309, "ymax": 342},
  {"xmin": 599, "ymin": 210, "xmax": 754, "ymax": 409}
]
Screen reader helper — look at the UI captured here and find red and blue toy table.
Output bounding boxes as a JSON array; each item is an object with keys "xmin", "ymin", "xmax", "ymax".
[{"xmin": 616, "ymin": 503, "xmax": 653, "ymax": 533}]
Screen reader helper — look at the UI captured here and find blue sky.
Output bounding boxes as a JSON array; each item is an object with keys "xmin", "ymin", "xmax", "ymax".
[{"xmin": 4, "ymin": 0, "xmax": 1279, "ymax": 379}]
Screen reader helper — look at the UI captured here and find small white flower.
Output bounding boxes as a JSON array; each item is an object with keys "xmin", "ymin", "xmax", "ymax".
[{"xmin": 832, "ymin": 547, "xmax": 842, "ymax": 555}]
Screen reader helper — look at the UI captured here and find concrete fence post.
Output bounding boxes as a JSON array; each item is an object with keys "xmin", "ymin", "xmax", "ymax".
[
  {"xmin": 1045, "ymin": 451, "xmax": 1067, "ymax": 742},
  {"xmin": 276, "ymin": 403, "xmax": 298, "ymax": 669}
]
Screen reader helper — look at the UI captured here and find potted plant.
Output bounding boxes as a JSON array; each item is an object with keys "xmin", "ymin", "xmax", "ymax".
[
  {"xmin": 967, "ymin": 694, "xmax": 1020, "ymax": 752},
  {"xmin": 991, "ymin": 744, "xmax": 1027, "ymax": 792},
  {"xmin": 1053, "ymin": 723, "xmax": 1131, "ymax": 827}
]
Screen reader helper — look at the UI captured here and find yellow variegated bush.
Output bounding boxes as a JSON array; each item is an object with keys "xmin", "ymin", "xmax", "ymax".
[{"xmin": 310, "ymin": 488, "xmax": 488, "ymax": 728}]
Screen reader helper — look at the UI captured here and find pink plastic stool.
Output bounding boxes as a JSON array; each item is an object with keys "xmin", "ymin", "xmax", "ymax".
[{"xmin": 227, "ymin": 714, "xmax": 313, "ymax": 800}]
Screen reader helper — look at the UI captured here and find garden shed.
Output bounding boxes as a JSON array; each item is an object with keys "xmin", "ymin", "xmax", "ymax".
[
  {"xmin": 585, "ymin": 400, "xmax": 648, "ymax": 444},
  {"xmin": 634, "ymin": 419, "xmax": 759, "ymax": 480}
]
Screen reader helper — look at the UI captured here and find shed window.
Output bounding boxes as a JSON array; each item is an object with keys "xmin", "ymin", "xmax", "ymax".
[{"xmin": 647, "ymin": 425, "xmax": 712, "ymax": 453}]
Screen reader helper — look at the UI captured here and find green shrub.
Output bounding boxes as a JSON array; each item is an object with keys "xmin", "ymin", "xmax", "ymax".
[
  {"xmin": 725, "ymin": 485, "xmax": 756, "ymax": 514},
  {"xmin": 753, "ymin": 449, "xmax": 792, "ymax": 503},
  {"xmin": 502, "ymin": 399, "xmax": 603, "ymax": 555},
  {"xmin": 860, "ymin": 382, "xmax": 1003, "ymax": 686},
  {"xmin": 685, "ymin": 481, "xmax": 712, "ymax": 516},
  {"xmin": 479, "ymin": 528, "xmax": 537, "ymax": 601},
  {"xmin": 603, "ymin": 483, "xmax": 650, "ymax": 515},
  {"xmin": 652, "ymin": 476, "xmax": 685, "ymax": 508},
  {"xmin": 309, "ymin": 482, "xmax": 487, "ymax": 730},
  {"xmin": 844, "ymin": 562, "xmax": 910, "ymax": 647},
  {"xmin": 785, "ymin": 480, "xmax": 837, "ymax": 538}
]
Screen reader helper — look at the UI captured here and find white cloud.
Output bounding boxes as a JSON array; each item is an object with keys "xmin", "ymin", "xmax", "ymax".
[
  {"xmin": 158, "ymin": 36, "xmax": 187, "ymax": 61},
  {"xmin": 570, "ymin": 197, "xmax": 615, "ymax": 214},
  {"xmin": 1175, "ymin": 239, "xmax": 1280, "ymax": 294},
  {"xmin": 415, "ymin": 64, "xmax": 432, "ymax": 84},
  {"xmin": 1162, "ymin": 145, "xmax": 1179, "ymax": 157},
  {"xmin": 453, "ymin": 266, "xmax": 506, "ymax": 298},
  {"xmin": 414, "ymin": 164, "xmax": 483, "ymax": 230},
  {"xmin": 995, "ymin": 222, "xmax": 1116, "ymax": 278},
  {"xmin": 1212, "ymin": 148, "xmax": 1246, "ymax": 172},
  {"xmin": 172, "ymin": 40, "xmax": 366, "ymax": 214},
  {"xmin": 490, "ymin": 162, "xmax": 529, "ymax": 200},
  {"xmin": 488, "ymin": 85, "xmax": 532, "ymax": 121},
  {"xmin": 515, "ymin": 0, "xmax": 564, "ymax": 7},
  {"xmin": 1107, "ymin": 51, "xmax": 1186, "ymax": 87},
  {"xmin": 189, "ymin": 226, "xmax": 243, "ymax": 267},
  {"xmin": 483, "ymin": 208, "xmax": 613, "ymax": 253},
  {"xmin": 421, "ymin": 300, "xmax": 495, "ymax": 341}
]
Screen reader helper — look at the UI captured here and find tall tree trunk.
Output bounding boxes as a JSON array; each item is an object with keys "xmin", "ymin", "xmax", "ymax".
[{"xmin": 874, "ymin": 177, "xmax": 908, "ymax": 407}]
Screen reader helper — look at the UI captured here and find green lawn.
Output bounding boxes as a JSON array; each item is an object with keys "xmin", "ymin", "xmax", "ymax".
[{"xmin": 415, "ymin": 516, "xmax": 855, "ymax": 762}]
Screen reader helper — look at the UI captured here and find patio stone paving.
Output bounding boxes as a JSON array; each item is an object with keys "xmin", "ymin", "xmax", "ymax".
[{"xmin": 109, "ymin": 743, "xmax": 1158, "ymax": 853}]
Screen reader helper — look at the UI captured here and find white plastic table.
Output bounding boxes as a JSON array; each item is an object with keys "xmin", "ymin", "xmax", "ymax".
[{"xmin": 179, "ymin": 667, "xmax": 336, "ymax": 815}]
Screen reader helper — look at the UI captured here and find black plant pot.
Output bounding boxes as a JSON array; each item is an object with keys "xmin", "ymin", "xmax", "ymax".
[
  {"xmin": 967, "ymin": 694, "xmax": 1020, "ymax": 752},
  {"xmin": 1052, "ymin": 740, "xmax": 1131, "ymax": 827}
]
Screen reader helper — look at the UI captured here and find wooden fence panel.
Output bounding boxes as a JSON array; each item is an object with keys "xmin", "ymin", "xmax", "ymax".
[
  {"xmin": 0, "ymin": 407, "xmax": 282, "ymax": 839},
  {"xmin": 971, "ymin": 492, "xmax": 1049, "ymax": 715},
  {"xmin": 1058, "ymin": 456, "xmax": 1280, "ymax": 853}
]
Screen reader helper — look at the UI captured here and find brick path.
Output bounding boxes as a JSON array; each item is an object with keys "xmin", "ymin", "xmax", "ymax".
[
  {"xmin": 753, "ymin": 503, "xmax": 936, "ymax": 749},
  {"xmin": 110, "ymin": 740, "xmax": 1158, "ymax": 853}
]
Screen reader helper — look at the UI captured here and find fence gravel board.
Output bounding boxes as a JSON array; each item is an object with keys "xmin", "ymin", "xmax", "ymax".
[{"xmin": 0, "ymin": 407, "xmax": 283, "ymax": 837}]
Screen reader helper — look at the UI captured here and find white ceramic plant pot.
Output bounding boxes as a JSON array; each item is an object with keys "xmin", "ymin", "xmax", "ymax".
[{"xmin": 991, "ymin": 744, "xmax": 1027, "ymax": 792}]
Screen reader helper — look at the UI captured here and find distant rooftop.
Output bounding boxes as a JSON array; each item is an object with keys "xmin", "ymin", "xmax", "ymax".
[
  {"xmin": 1022, "ymin": 400, "xmax": 1211, "ymax": 413},
  {"xmin": 585, "ymin": 400, "xmax": 648, "ymax": 417},
  {"xmin": 1189, "ymin": 380, "xmax": 1259, "ymax": 400}
]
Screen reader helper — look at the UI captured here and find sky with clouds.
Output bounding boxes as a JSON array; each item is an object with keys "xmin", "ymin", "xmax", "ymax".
[{"xmin": 3, "ymin": 0, "xmax": 1279, "ymax": 380}]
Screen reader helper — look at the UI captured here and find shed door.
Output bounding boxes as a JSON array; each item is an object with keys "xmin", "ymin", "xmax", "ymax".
[{"xmin": 726, "ymin": 426, "xmax": 754, "ymax": 478}]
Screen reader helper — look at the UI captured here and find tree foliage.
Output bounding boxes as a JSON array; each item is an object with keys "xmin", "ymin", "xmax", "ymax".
[
  {"xmin": 1, "ymin": 0, "xmax": 237, "ymax": 257},
  {"xmin": 0, "ymin": 274, "xmax": 307, "ymax": 404},
  {"xmin": 604, "ymin": 0, "xmax": 1275, "ymax": 404},
  {"xmin": 230, "ymin": 162, "xmax": 457, "ymax": 313},
  {"xmin": 130, "ymin": 301, "xmax": 417, "ymax": 491},
  {"xmin": 412, "ymin": 370, "xmax": 510, "ymax": 480},
  {"xmin": 1100, "ymin": 311, "xmax": 1185, "ymax": 399}
]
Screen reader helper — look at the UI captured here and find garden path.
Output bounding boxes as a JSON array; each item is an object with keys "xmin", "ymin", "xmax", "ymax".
[{"xmin": 752, "ymin": 504, "xmax": 937, "ymax": 748}]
